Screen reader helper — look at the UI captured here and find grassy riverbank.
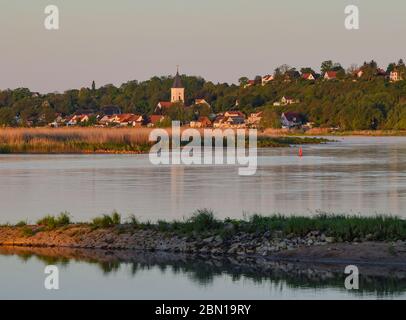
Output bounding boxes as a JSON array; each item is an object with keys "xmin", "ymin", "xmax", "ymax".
[
  {"xmin": 10, "ymin": 210, "xmax": 406, "ymax": 242},
  {"xmin": 2, "ymin": 210, "xmax": 405, "ymax": 263},
  {"xmin": 0, "ymin": 128, "xmax": 329, "ymax": 154}
]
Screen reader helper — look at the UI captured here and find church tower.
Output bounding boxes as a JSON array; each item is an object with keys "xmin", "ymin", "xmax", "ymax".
[{"xmin": 171, "ymin": 67, "xmax": 185, "ymax": 103}]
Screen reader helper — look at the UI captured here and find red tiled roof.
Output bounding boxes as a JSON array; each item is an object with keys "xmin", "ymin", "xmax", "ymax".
[
  {"xmin": 150, "ymin": 115, "xmax": 164, "ymax": 124},
  {"xmin": 302, "ymin": 73, "xmax": 314, "ymax": 80},
  {"xmin": 325, "ymin": 71, "xmax": 337, "ymax": 78},
  {"xmin": 158, "ymin": 102, "xmax": 173, "ymax": 108}
]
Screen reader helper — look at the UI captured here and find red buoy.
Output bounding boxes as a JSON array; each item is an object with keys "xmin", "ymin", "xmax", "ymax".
[{"xmin": 298, "ymin": 147, "xmax": 303, "ymax": 157}]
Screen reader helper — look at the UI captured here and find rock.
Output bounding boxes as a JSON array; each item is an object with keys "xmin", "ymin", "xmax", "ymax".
[
  {"xmin": 273, "ymin": 231, "xmax": 283, "ymax": 239},
  {"xmin": 223, "ymin": 223, "xmax": 235, "ymax": 233},
  {"xmin": 263, "ymin": 231, "xmax": 271, "ymax": 239},
  {"xmin": 203, "ymin": 236, "xmax": 214, "ymax": 243},
  {"xmin": 214, "ymin": 235, "xmax": 223, "ymax": 243},
  {"xmin": 325, "ymin": 237, "xmax": 335, "ymax": 243},
  {"xmin": 278, "ymin": 241, "xmax": 288, "ymax": 250},
  {"xmin": 365, "ymin": 234, "xmax": 374, "ymax": 241}
]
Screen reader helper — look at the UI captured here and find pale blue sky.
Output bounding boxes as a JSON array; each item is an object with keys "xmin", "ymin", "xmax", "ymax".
[{"xmin": 0, "ymin": 0, "xmax": 405, "ymax": 92}]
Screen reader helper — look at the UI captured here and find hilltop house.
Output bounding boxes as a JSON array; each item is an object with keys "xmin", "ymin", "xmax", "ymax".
[
  {"xmin": 324, "ymin": 71, "xmax": 338, "ymax": 80},
  {"xmin": 390, "ymin": 69, "xmax": 403, "ymax": 82},
  {"xmin": 244, "ymin": 80, "xmax": 256, "ymax": 88},
  {"xmin": 281, "ymin": 112, "xmax": 305, "ymax": 129},
  {"xmin": 302, "ymin": 73, "xmax": 316, "ymax": 81},
  {"xmin": 262, "ymin": 75, "xmax": 274, "ymax": 86},
  {"xmin": 274, "ymin": 96, "xmax": 300, "ymax": 106},
  {"xmin": 194, "ymin": 99, "xmax": 212, "ymax": 111},
  {"xmin": 247, "ymin": 111, "xmax": 263, "ymax": 128}
]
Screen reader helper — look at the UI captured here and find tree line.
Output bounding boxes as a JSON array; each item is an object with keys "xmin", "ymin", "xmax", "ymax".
[{"xmin": 0, "ymin": 60, "xmax": 405, "ymax": 130}]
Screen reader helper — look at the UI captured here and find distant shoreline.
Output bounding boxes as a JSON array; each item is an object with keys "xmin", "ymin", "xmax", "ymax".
[{"xmin": 0, "ymin": 127, "xmax": 329, "ymax": 154}]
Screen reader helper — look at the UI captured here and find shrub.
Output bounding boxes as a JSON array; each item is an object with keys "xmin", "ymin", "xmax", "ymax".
[
  {"xmin": 186, "ymin": 209, "xmax": 221, "ymax": 232},
  {"xmin": 36, "ymin": 212, "xmax": 71, "ymax": 229},
  {"xmin": 127, "ymin": 214, "xmax": 140, "ymax": 227},
  {"xmin": 15, "ymin": 220, "xmax": 27, "ymax": 227},
  {"xmin": 21, "ymin": 226, "xmax": 35, "ymax": 237},
  {"xmin": 111, "ymin": 211, "xmax": 121, "ymax": 225},
  {"xmin": 91, "ymin": 212, "xmax": 122, "ymax": 228}
]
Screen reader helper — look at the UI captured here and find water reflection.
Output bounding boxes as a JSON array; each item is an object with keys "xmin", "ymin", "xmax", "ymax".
[{"xmin": 1, "ymin": 247, "xmax": 405, "ymax": 298}]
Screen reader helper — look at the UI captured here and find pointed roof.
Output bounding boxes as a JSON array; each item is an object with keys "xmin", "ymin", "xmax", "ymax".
[{"xmin": 172, "ymin": 68, "xmax": 183, "ymax": 88}]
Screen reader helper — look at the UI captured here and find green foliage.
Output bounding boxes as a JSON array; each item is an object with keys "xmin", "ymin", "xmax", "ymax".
[
  {"xmin": 132, "ymin": 209, "xmax": 406, "ymax": 241},
  {"xmin": 242, "ymin": 213, "xmax": 406, "ymax": 241},
  {"xmin": 21, "ymin": 226, "xmax": 35, "ymax": 237},
  {"xmin": 127, "ymin": 214, "xmax": 140, "ymax": 227},
  {"xmin": 92, "ymin": 211, "xmax": 121, "ymax": 228},
  {"xmin": 15, "ymin": 220, "xmax": 28, "ymax": 227},
  {"xmin": 36, "ymin": 212, "xmax": 71, "ymax": 229},
  {"xmin": 0, "ymin": 65, "xmax": 406, "ymax": 130}
]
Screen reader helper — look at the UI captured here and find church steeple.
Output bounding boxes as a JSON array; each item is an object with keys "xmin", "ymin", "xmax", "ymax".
[{"xmin": 171, "ymin": 66, "xmax": 185, "ymax": 103}]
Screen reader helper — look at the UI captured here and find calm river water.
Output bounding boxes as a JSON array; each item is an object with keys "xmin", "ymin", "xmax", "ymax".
[
  {"xmin": 0, "ymin": 136, "xmax": 405, "ymax": 223},
  {"xmin": 1, "ymin": 136, "xmax": 406, "ymax": 299}
]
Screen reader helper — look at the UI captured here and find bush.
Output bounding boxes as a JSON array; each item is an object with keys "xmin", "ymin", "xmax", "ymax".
[
  {"xmin": 127, "ymin": 214, "xmax": 140, "ymax": 227},
  {"xmin": 111, "ymin": 211, "xmax": 121, "ymax": 225},
  {"xmin": 92, "ymin": 212, "xmax": 122, "ymax": 228},
  {"xmin": 21, "ymin": 226, "xmax": 35, "ymax": 237},
  {"xmin": 186, "ymin": 209, "xmax": 221, "ymax": 232},
  {"xmin": 15, "ymin": 220, "xmax": 27, "ymax": 227},
  {"xmin": 36, "ymin": 212, "xmax": 71, "ymax": 229}
]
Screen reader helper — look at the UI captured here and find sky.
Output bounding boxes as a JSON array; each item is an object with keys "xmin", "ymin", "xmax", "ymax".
[{"xmin": 0, "ymin": 0, "xmax": 405, "ymax": 93}]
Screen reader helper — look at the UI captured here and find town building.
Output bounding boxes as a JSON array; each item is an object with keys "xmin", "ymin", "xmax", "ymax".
[
  {"xmin": 155, "ymin": 69, "xmax": 186, "ymax": 114},
  {"xmin": 281, "ymin": 112, "xmax": 305, "ymax": 129},
  {"xmin": 390, "ymin": 69, "xmax": 403, "ymax": 82},
  {"xmin": 324, "ymin": 71, "xmax": 338, "ymax": 80}
]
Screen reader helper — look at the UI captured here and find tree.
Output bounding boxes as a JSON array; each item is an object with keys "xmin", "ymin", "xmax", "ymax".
[
  {"xmin": 0, "ymin": 107, "xmax": 16, "ymax": 126},
  {"xmin": 321, "ymin": 60, "xmax": 334, "ymax": 75},
  {"xmin": 300, "ymin": 67, "xmax": 316, "ymax": 75},
  {"xmin": 238, "ymin": 77, "xmax": 249, "ymax": 87},
  {"xmin": 259, "ymin": 109, "xmax": 281, "ymax": 129},
  {"xmin": 92, "ymin": 81, "xmax": 96, "ymax": 91}
]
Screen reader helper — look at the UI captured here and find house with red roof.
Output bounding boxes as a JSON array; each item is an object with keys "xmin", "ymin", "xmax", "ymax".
[
  {"xmin": 281, "ymin": 112, "xmax": 306, "ymax": 129},
  {"xmin": 148, "ymin": 115, "xmax": 167, "ymax": 127},
  {"xmin": 262, "ymin": 75, "xmax": 274, "ymax": 86},
  {"xmin": 190, "ymin": 116, "xmax": 212, "ymax": 128},
  {"xmin": 302, "ymin": 73, "xmax": 316, "ymax": 81},
  {"xmin": 324, "ymin": 71, "xmax": 338, "ymax": 80}
]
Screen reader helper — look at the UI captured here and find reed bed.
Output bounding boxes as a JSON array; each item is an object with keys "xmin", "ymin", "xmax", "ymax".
[
  {"xmin": 0, "ymin": 127, "xmax": 328, "ymax": 154},
  {"xmin": 0, "ymin": 127, "xmax": 154, "ymax": 153}
]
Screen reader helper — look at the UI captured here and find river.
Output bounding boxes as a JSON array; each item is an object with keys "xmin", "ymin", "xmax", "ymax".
[
  {"xmin": 0, "ymin": 137, "xmax": 405, "ymax": 223},
  {"xmin": 1, "ymin": 136, "xmax": 406, "ymax": 299}
]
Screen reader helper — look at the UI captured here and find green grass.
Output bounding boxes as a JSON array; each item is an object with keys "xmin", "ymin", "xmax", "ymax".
[
  {"xmin": 6, "ymin": 209, "xmax": 406, "ymax": 242},
  {"xmin": 138, "ymin": 210, "xmax": 406, "ymax": 241},
  {"xmin": 256, "ymin": 136, "xmax": 330, "ymax": 148},
  {"xmin": 15, "ymin": 220, "xmax": 28, "ymax": 227},
  {"xmin": 36, "ymin": 212, "xmax": 71, "ymax": 230},
  {"xmin": 91, "ymin": 211, "xmax": 121, "ymax": 228}
]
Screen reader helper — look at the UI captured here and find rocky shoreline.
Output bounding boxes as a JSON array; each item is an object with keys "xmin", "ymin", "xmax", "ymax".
[{"xmin": 1, "ymin": 224, "xmax": 405, "ymax": 266}]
